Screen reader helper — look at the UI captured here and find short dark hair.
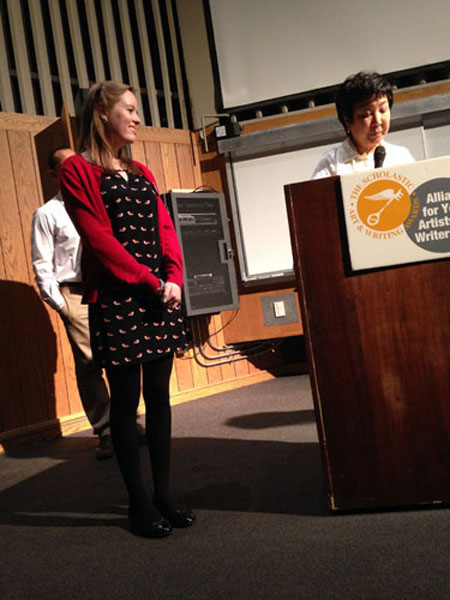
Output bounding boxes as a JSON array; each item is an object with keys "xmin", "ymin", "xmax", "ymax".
[
  {"xmin": 335, "ymin": 71, "xmax": 394, "ymax": 133},
  {"xmin": 48, "ymin": 147, "xmax": 71, "ymax": 171}
]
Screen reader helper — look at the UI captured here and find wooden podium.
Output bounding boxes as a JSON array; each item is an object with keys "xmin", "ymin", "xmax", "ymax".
[{"xmin": 285, "ymin": 176, "xmax": 450, "ymax": 510}]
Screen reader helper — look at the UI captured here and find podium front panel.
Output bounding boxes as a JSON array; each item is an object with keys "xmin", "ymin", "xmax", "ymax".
[{"xmin": 285, "ymin": 176, "xmax": 450, "ymax": 510}]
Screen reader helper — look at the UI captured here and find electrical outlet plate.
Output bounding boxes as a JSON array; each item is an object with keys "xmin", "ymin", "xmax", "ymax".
[{"xmin": 261, "ymin": 293, "xmax": 299, "ymax": 326}]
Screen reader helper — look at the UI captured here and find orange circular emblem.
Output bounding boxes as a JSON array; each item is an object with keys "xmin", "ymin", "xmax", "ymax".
[{"xmin": 357, "ymin": 179, "xmax": 411, "ymax": 231}]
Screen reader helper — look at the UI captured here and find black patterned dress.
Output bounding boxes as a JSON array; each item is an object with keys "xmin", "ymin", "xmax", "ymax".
[{"xmin": 88, "ymin": 171, "xmax": 188, "ymax": 367}]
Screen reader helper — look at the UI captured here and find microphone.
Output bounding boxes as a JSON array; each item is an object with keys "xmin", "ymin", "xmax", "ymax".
[{"xmin": 374, "ymin": 145, "xmax": 386, "ymax": 168}]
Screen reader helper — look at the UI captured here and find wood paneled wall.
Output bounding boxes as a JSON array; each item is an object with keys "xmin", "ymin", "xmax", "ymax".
[
  {"xmin": 0, "ymin": 113, "xmax": 293, "ymax": 450},
  {"xmin": 0, "ymin": 113, "xmax": 71, "ymax": 446}
]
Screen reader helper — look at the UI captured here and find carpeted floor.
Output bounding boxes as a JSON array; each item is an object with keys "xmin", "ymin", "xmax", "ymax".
[{"xmin": 1, "ymin": 375, "xmax": 449, "ymax": 599}]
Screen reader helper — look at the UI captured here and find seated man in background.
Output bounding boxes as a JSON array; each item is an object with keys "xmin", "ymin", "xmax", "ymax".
[{"xmin": 31, "ymin": 147, "xmax": 145, "ymax": 458}]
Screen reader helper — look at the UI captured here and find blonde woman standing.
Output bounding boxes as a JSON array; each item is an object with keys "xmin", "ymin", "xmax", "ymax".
[{"xmin": 60, "ymin": 81, "xmax": 194, "ymax": 539}]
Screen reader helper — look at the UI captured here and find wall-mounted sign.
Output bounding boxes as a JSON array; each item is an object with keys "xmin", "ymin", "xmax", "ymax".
[{"xmin": 340, "ymin": 156, "xmax": 450, "ymax": 271}]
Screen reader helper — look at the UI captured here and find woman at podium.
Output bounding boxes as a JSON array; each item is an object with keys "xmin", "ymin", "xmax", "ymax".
[{"xmin": 311, "ymin": 71, "xmax": 414, "ymax": 179}]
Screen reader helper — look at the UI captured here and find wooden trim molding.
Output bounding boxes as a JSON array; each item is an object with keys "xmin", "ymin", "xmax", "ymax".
[{"xmin": 231, "ymin": 81, "xmax": 450, "ymax": 135}]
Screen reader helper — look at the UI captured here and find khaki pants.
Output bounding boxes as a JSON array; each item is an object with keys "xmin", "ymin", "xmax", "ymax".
[{"xmin": 60, "ymin": 285, "xmax": 110, "ymax": 437}]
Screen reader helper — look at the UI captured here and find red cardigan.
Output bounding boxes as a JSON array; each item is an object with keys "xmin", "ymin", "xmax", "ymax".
[{"xmin": 59, "ymin": 154, "xmax": 183, "ymax": 303}]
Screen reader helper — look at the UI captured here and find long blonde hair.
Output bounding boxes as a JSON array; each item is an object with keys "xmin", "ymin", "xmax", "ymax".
[{"xmin": 77, "ymin": 81, "xmax": 140, "ymax": 174}]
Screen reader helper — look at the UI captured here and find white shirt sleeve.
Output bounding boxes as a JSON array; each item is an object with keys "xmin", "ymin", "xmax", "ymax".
[
  {"xmin": 311, "ymin": 162, "xmax": 334, "ymax": 180},
  {"xmin": 31, "ymin": 209, "xmax": 65, "ymax": 312},
  {"xmin": 311, "ymin": 147, "xmax": 339, "ymax": 180}
]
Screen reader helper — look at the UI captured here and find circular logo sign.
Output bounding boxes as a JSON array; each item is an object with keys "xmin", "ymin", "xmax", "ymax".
[
  {"xmin": 404, "ymin": 177, "xmax": 450, "ymax": 253},
  {"xmin": 356, "ymin": 179, "xmax": 411, "ymax": 232}
]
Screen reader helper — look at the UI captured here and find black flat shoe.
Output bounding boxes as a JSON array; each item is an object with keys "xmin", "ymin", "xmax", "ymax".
[
  {"xmin": 128, "ymin": 508, "xmax": 173, "ymax": 539},
  {"xmin": 153, "ymin": 496, "xmax": 196, "ymax": 529}
]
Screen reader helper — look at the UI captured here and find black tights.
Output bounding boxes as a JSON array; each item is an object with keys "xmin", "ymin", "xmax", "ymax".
[{"xmin": 106, "ymin": 355, "xmax": 174, "ymax": 516}]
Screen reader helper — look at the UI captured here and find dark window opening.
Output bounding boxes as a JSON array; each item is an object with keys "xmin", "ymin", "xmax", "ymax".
[
  {"xmin": 111, "ymin": 0, "xmax": 128, "ymax": 83},
  {"xmin": 77, "ymin": 0, "xmax": 95, "ymax": 83},
  {"xmin": 95, "ymin": 0, "xmax": 111, "ymax": 80}
]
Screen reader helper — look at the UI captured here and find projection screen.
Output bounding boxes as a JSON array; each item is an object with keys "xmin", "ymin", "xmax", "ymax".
[{"xmin": 207, "ymin": 0, "xmax": 450, "ymax": 110}]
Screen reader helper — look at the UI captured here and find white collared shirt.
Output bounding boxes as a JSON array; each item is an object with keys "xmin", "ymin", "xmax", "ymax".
[
  {"xmin": 31, "ymin": 192, "xmax": 82, "ymax": 311},
  {"xmin": 311, "ymin": 138, "xmax": 415, "ymax": 179}
]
